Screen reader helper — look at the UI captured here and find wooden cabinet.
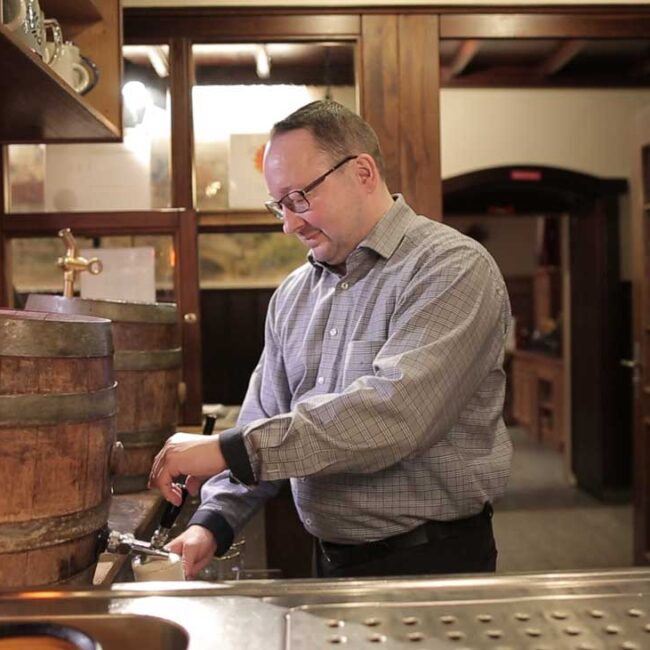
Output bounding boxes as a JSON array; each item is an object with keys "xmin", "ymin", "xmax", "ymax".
[
  {"xmin": 512, "ymin": 350, "xmax": 565, "ymax": 451},
  {"xmin": 512, "ymin": 354, "xmax": 536, "ymax": 429},
  {"xmin": 533, "ymin": 265, "xmax": 561, "ymax": 331},
  {"xmin": 0, "ymin": 0, "xmax": 122, "ymax": 142}
]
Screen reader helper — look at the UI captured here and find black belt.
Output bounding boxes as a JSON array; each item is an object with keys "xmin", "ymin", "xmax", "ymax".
[{"xmin": 319, "ymin": 503, "xmax": 493, "ymax": 567}]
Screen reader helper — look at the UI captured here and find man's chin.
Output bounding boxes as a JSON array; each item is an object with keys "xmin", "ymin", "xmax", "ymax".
[{"xmin": 308, "ymin": 242, "xmax": 328, "ymax": 260}]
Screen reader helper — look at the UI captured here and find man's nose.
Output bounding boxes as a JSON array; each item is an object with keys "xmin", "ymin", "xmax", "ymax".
[{"xmin": 282, "ymin": 208, "xmax": 306, "ymax": 234}]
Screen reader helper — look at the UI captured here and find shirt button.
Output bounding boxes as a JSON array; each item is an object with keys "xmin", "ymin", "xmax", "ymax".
[
  {"xmin": 317, "ymin": 376, "xmax": 325, "ymax": 384},
  {"xmin": 329, "ymin": 327, "xmax": 338, "ymax": 337},
  {"xmin": 305, "ymin": 518, "xmax": 312, "ymax": 525},
  {"xmin": 340, "ymin": 282, "xmax": 349, "ymax": 290}
]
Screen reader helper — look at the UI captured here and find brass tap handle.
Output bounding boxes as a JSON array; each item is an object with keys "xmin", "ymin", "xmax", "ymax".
[{"xmin": 57, "ymin": 228, "xmax": 103, "ymax": 297}]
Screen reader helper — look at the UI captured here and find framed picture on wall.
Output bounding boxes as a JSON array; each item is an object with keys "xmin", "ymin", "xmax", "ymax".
[{"xmin": 228, "ymin": 133, "xmax": 269, "ymax": 209}]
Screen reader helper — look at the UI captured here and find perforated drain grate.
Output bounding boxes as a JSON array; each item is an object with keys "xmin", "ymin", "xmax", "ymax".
[{"xmin": 286, "ymin": 593, "xmax": 650, "ymax": 649}]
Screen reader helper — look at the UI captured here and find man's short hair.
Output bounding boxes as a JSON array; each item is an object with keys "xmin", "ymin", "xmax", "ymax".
[{"xmin": 271, "ymin": 100, "xmax": 386, "ymax": 179}]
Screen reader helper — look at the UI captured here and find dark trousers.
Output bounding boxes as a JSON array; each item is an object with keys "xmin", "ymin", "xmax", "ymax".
[{"xmin": 315, "ymin": 503, "xmax": 497, "ymax": 579}]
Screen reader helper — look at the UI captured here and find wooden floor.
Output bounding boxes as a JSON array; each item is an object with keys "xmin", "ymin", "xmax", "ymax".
[{"xmin": 493, "ymin": 427, "xmax": 633, "ymax": 574}]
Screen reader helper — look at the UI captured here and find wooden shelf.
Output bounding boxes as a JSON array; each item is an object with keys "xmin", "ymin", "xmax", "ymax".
[
  {"xmin": 0, "ymin": 0, "xmax": 121, "ymax": 143},
  {"xmin": 43, "ymin": 0, "xmax": 102, "ymax": 23},
  {"xmin": 199, "ymin": 211, "xmax": 284, "ymax": 231}
]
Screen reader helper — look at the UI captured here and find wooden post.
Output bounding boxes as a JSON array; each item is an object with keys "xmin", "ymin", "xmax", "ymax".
[{"xmin": 170, "ymin": 37, "xmax": 202, "ymax": 425}]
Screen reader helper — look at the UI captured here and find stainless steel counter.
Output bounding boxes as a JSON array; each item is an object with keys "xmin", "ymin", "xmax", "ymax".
[{"xmin": 2, "ymin": 568, "xmax": 650, "ymax": 649}]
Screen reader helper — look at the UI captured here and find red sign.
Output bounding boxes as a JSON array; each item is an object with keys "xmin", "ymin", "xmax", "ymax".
[{"xmin": 510, "ymin": 169, "xmax": 542, "ymax": 181}]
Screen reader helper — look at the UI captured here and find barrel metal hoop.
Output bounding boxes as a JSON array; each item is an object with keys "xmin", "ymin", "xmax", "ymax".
[
  {"xmin": 0, "ymin": 318, "xmax": 113, "ymax": 357},
  {"xmin": 114, "ymin": 348, "xmax": 182, "ymax": 371},
  {"xmin": 116, "ymin": 426, "xmax": 176, "ymax": 447},
  {"xmin": 26, "ymin": 294, "xmax": 178, "ymax": 323},
  {"xmin": 0, "ymin": 497, "xmax": 111, "ymax": 553},
  {"xmin": 0, "ymin": 383, "xmax": 117, "ymax": 426}
]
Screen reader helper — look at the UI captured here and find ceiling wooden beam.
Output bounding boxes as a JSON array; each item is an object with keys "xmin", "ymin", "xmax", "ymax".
[
  {"xmin": 536, "ymin": 39, "xmax": 586, "ymax": 77},
  {"xmin": 441, "ymin": 39, "xmax": 480, "ymax": 83},
  {"xmin": 441, "ymin": 14, "xmax": 650, "ymax": 39}
]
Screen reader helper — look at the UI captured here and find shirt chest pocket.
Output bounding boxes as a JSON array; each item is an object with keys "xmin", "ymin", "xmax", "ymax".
[{"xmin": 341, "ymin": 340, "xmax": 384, "ymax": 387}]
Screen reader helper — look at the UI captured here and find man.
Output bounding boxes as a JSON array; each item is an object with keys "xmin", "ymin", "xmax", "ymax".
[{"xmin": 149, "ymin": 100, "xmax": 512, "ymax": 579}]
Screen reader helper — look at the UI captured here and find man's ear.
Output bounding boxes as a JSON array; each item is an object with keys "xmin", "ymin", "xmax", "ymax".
[{"xmin": 355, "ymin": 153, "xmax": 379, "ymax": 191}]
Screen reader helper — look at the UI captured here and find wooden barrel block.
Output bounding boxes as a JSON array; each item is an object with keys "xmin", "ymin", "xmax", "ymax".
[
  {"xmin": 26, "ymin": 295, "xmax": 181, "ymax": 494},
  {"xmin": 0, "ymin": 309, "xmax": 116, "ymax": 587}
]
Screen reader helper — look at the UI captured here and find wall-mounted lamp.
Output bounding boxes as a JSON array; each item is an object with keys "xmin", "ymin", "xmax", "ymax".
[
  {"xmin": 255, "ymin": 45, "xmax": 271, "ymax": 79},
  {"xmin": 122, "ymin": 80, "xmax": 153, "ymax": 126}
]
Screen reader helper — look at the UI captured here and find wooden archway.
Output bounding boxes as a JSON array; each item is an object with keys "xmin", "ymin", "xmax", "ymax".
[
  {"xmin": 443, "ymin": 165, "xmax": 625, "ymax": 215},
  {"xmin": 443, "ymin": 165, "xmax": 629, "ymax": 502}
]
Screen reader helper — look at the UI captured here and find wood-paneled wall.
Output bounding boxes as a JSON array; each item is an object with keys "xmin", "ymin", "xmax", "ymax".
[
  {"xmin": 201, "ymin": 287, "xmax": 274, "ymax": 405},
  {"xmin": 360, "ymin": 14, "xmax": 441, "ymax": 220}
]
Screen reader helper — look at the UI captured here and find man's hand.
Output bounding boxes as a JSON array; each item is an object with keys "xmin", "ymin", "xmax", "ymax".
[
  {"xmin": 148, "ymin": 432, "xmax": 226, "ymax": 504},
  {"xmin": 166, "ymin": 525, "xmax": 218, "ymax": 580}
]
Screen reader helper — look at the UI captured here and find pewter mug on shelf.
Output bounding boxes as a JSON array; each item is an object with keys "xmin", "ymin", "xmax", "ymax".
[
  {"xmin": 1, "ymin": 0, "xmax": 26, "ymax": 33},
  {"xmin": 48, "ymin": 41, "xmax": 99, "ymax": 95},
  {"xmin": 76, "ymin": 51, "xmax": 99, "ymax": 95}
]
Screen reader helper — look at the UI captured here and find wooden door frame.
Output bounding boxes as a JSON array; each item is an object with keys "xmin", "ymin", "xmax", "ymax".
[
  {"xmin": 631, "ymin": 107, "xmax": 650, "ymax": 564},
  {"xmin": 0, "ymin": 147, "xmax": 9, "ymax": 308},
  {"xmin": 443, "ymin": 165, "xmax": 630, "ymax": 501},
  {"xmin": 168, "ymin": 36, "xmax": 202, "ymax": 424}
]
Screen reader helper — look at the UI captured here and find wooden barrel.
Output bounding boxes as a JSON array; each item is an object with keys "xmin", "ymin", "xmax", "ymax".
[
  {"xmin": 0, "ymin": 309, "xmax": 116, "ymax": 587},
  {"xmin": 26, "ymin": 295, "xmax": 181, "ymax": 494}
]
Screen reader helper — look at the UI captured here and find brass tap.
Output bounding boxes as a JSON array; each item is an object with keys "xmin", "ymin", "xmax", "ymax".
[{"xmin": 57, "ymin": 228, "xmax": 103, "ymax": 297}]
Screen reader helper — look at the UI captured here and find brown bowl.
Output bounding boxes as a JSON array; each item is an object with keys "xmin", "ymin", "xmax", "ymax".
[{"xmin": 0, "ymin": 623, "xmax": 101, "ymax": 650}]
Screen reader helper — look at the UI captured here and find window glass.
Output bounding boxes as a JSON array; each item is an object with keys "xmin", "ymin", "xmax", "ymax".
[
  {"xmin": 192, "ymin": 42, "xmax": 355, "ymax": 212},
  {"xmin": 7, "ymin": 45, "xmax": 172, "ymax": 213},
  {"xmin": 199, "ymin": 232, "xmax": 308, "ymax": 288},
  {"xmin": 11, "ymin": 235, "xmax": 175, "ymax": 302}
]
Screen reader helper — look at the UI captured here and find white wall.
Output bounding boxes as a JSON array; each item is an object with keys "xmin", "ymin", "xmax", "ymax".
[
  {"xmin": 441, "ymin": 89, "xmax": 650, "ymax": 180},
  {"xmin": 441, "ymin": 89, "xmax": 650, "ymax": 280}
]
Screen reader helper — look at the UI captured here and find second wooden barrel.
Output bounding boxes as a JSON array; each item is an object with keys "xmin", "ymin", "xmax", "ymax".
[
  {"xmin": 0, "ymin": 309, "xmax": 116, "ymax": 587},
  {"xmin": 26, "ymin": 295, "xmax": 181, "ymax": 494}
]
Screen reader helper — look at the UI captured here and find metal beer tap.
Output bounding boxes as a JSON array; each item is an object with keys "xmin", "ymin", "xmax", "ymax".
[{"xmin": 57, "ymin": 228, "xmax": 103, "ymax": 297}]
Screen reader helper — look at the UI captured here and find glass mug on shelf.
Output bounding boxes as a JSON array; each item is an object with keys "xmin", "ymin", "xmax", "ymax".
[
  {"xmin": 17, "ymin": 0, "xmax": 45, "ymax": 58},
  {"xmin": 2, "ymin": 0, "xmax": 27, "ymax": 33},
  {"xmin": 42, "ymin": 17, "xmax": 62, "ymax": 65},
  {"xmin": 47, "ymin": 41, "xmax": 100, "ymax": 95},
  {"xmin": 2, "ymin": 0, "xmax": 49, "ymax": 60}
]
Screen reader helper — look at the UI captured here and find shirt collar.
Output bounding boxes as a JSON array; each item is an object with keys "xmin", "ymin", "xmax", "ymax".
[{"xmin": 359, "ymin": 194, "xmax": 414, "ymax": 260}]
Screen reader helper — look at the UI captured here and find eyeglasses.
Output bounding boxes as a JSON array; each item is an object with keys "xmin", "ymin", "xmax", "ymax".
[{"xmin": 264, "ymin": 155, "xmax": 357, "ymax": 221}]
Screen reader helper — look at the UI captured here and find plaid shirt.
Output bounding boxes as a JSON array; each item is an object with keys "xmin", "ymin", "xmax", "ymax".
[{"xmin": 191, "ymin": 195, "xmax": 512, "ymax": 547}]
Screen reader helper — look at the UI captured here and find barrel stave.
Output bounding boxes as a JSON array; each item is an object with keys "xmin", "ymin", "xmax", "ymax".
[{"xmin": 112, "ymin": 321, "xmax": 178, "ymax": 350}]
